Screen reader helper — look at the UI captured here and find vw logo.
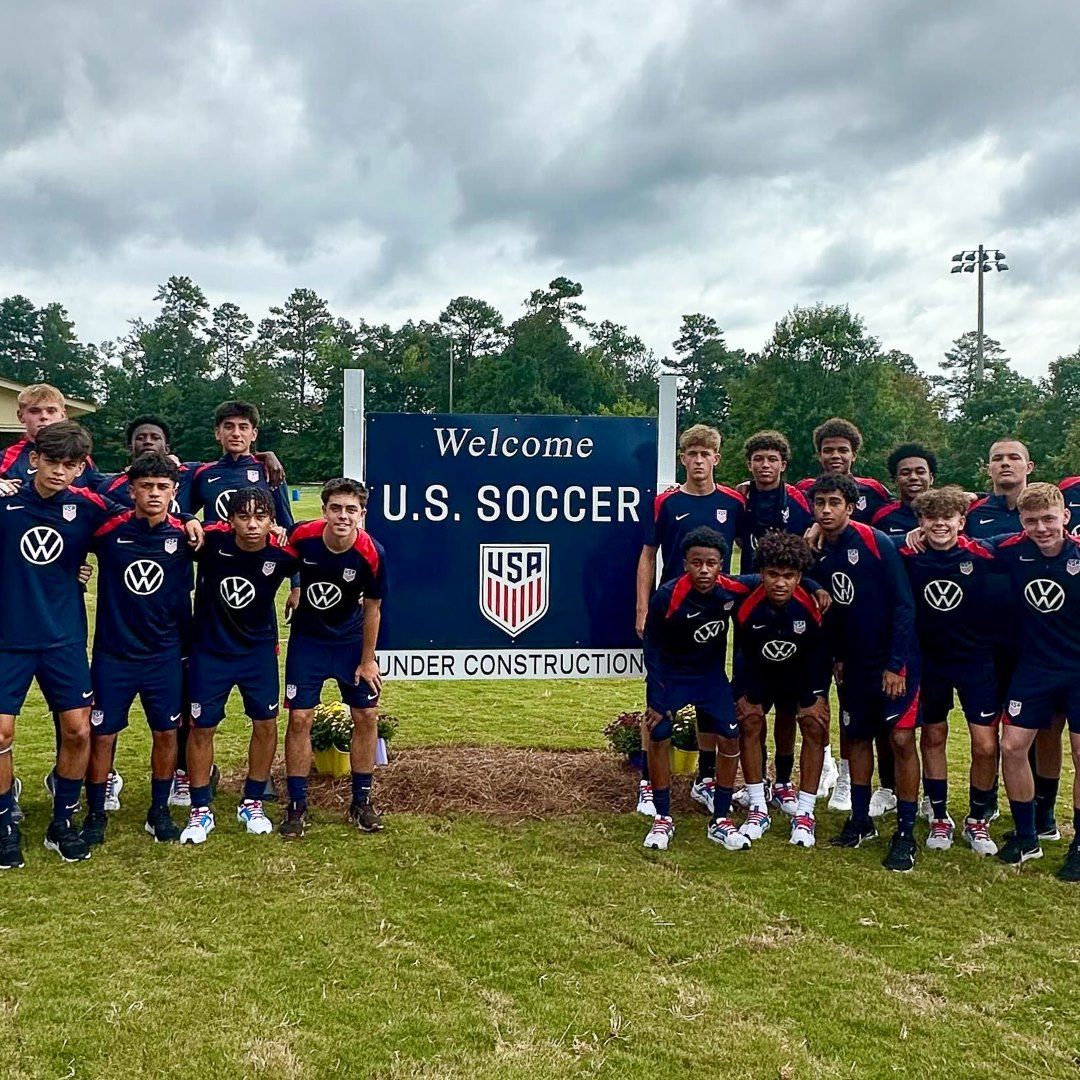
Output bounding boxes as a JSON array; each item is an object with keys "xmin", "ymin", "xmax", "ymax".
[
  {"xmin": 762, "ymin": 639, "xmax": 797, "ymax": 662},
  {"xmin": 1024, "ymin": 579, "xmax": 1065, "ymax": 613},
  {"xmin": 924, "ymin": 579, "xmax": 963, "ymax": 612},
  {"xmin": 831, "ymin": 571, "xmax": 855, "ymax": 606},
  {"xmin": 20, "ymin": 525, "xmax": 63, "ymax": 565},
  {"xmin": 214, "ymin": 489, "xmax": 237, "ymax": 519},
  {"xmin": 692, "ymin": 619, "xmax": 724, "ymax": 644},
  {"xmin": 307, "ymin": 581, "xmax": 343, "ymax": 610},
  {"xmin": 220, "ymin": 576, "xmax": 256, "ymax": 609},
  {"xmin": 123, "ymin": 559, "xmax": 164, "ymax": 595}
]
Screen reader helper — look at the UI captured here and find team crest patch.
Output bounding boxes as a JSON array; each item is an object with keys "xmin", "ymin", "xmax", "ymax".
[
  {"xmin": 286, "ymin": 684, "xmax": 297, "ymax": 700},
  {"xmin": 247, "ymin": 469, "xmax": 260, "ymax": 482},
  {"xmin": 262, "ymin": 560, "xmax": 276, "ymax": 576},
  {"xmin": 479, "ymin": 544, "xmax": 550, "ymax": 638},
  {"xmin": 1008, "ymin": 700, "xmax": 1022, "ymax": 717},
  {"xmin": 716, "ymin": 508, "xmax": 728, "ymax": 524},
  {"xmin": 63, "ymin": 504, "xmax": 76, "ymax": 521},
  {"xmin": 959, "ymin": 561, "xmax": 973, "ymax": 575},
  {"xmin": 1068, "ymin": 559, "xmax": 1080, "ymax": 576},
  {"xmin": 793, "ymin": 620, "xmax": 806, "ymax": 634},
  {"xmin": 343, "ymin": 568, "xmax": 356, "ymax": 582},
  {"xmin": 91, "ymin": 709, "xmax": 103, "ymax": 726},
  {"xmin": 847, "ymin": 549, "xmax": 859, "ymax": 565},
  {"xmin": 190, "ymin": 703, "xmax": 202, "ymax": 719},
  {"xmin": 724, "ymin": 601, "xmax": 734, "ymax": 611},
  {"xmin": 165, "ymin": 538, "xmax": 178, "ymax": 554},
  {"xmin": 856, "ymin": 496, "xmax": 867, "ymax": 510}
]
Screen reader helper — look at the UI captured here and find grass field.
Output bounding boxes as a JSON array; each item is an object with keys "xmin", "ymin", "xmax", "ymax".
[{"xmin": 3, "ymin": 488, "xmax": 1080, "ymax": 1078}]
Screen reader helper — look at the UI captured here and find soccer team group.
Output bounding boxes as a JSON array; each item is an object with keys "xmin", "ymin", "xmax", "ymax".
[
  {"xmin": 633, "ymin": 420, "xmax": 1080, "ymax": 876},
  {"xmin": 0, "ymin": 384, "xmax": 388, "ymax": 870}
]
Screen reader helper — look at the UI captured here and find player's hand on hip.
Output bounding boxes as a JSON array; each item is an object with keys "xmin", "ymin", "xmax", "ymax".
[
  {"xmin": 882, "ymin": 670, "xmax": 906, "ymax": 699},
  {"xmin": 184, "ymin": 519, "xmax": 205, "ymax": 550},
  {"xmin": 644, "ymin": 707, "xmax": 664, "ymax": 733},
  {"xmin": 356, "ymin": 660, "xmax": 382, "ymax": 694}
]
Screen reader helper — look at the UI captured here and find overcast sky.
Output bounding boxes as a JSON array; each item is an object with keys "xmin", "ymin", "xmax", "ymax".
[{"xmin": 2, "ymin": 1, "xmax": 1078, "ymax": 378}]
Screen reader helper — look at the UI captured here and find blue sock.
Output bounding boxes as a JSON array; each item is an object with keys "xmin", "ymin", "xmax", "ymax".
[
  {"xmin": 641, "ymin": 756, "xmax": 649, "ymax": 782},
  {"xmin": 897, "ymin": 799, "xmax": 918, "ymax": 837},
  {"xmin": 653, "ymin": 786, "xmax": 671, "ymax": 818},
  {"xmin": 351, "ymin": 772, "xmax": 373, "ymax": 806},
  {"xmin": 243, "ymin": 777, "xmax": 265, "ymax": 802},
  {"xmin": 1010, "ymin": 798, "xmax": 1037, "ymax": 844},
  {"xmin": 852, "ymin": 783, "xmax": 872, "ymax": 824},
  {"xmin": 712, "ymin": 786, "xmax": 733, "ymax": 821},
  {"xmin": 190, "ymin": 784, "xmax": 212, "ymax": 810},
  {"xmin": 1034, "ymin": 774, "xmax": 1059, "ymax": 825},
  {"xmin": 0, "ymin": 787, "xmax": 12, "ymax": 832},
  {"xmin": 86, "ymin": 781, "xmax": 107, "ymax": 816},
  {"xmin": 286, "ymin": 775, "xmax": 308, "ymax": 807},
  {"xmin": 150, "ymin": 777, "xmax": 171, "ymax": 810},
  {"xmin": 924, "ymin": 777, "xmax": 948, "ymax": 821},
  {"xmin": 52, "ymin": 773, "xmax": 82, "ymax": 824},
  {"xmin": 968, "ymin": 784, "xmax": 992, "ymax": 821}
]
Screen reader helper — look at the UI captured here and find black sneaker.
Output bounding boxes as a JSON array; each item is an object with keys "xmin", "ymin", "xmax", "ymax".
[
  {"xmin": 1036, "ymin": 818, "xmax": 1061, "ymax": 841},
  {"xmin": 830, "ymin": 817, "xmax": 878, "ymax": 848},
  {"xmin": 81, "ymin": 811, "xmax": 108, "ymax": 847},
  {"xmin": 0, "ymin": 824, "xmax": 24, "ymax": 870},
  {"xmin": 1056, "ymin": 838, "xmax": 1080, "ymax": 882},
  {"xmin": 347, "ymin": 801, "xmax": 384, "ymax": 833},
  {"xmin": 997, "ymin": 831, "xmax": 1043, "ymax": 865},
  {"xmin": 144, "ymin": 805, "xmax": 181, "ymax": 843},
  {"xmin": 279, "ymin": 802, "xmax": 307, "ymax": 840},
  {"xmin": 44, "ymin": 819, "xmax": 91, "ymax": 862},
  {"xmin": 883, "ymin": 832, "xmax": 917, "ymax": 873},
  {"xmin": 11, "ymin": 777, "xmax": 24, "ymax": 826}
]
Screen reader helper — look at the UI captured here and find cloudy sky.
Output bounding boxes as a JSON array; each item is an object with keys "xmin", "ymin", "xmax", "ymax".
[{"xmin": 2, "ymin": 1, "xmax": 1078, "ymax": 378}]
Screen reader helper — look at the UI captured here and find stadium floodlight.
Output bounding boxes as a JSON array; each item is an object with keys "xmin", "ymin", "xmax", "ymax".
[{"xmin": 949, "ymin": 244, "xmax": 1009, "ymax": 383}]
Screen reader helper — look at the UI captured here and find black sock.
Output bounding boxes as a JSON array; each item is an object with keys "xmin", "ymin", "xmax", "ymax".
[
  {"xmin": 923, "ymin": 777, "xmax": 948, "ymax": 821},
  {"xmin": 968, "ymin": 783, "xmax": 992, "ymax": 821},
  {"xmin": 176, "ymin": 720, "xmax": 189, "ymax": 772},
  {"xmin": 1034, "ymin": 774, "xmax": 1059, "ymax": 826},
  {"xmin": 641, "ymin": 755, "xmax": 650, "ymax": 782},
  {"xmin": 1074, "ymin": 807, "xmax": 1080, "ymax": 836},
  {"xmin": 697, "ymin": 750, "xmax": 716, "ymax": 781},
  {"xmin": 775, "ymin": 754, "xmax": 795, "ymax": 785}
]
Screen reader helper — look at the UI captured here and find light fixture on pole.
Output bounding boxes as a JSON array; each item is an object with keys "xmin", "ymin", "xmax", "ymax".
[{"xmin": 950, "ymin": 245, "xmax": 1008, "ymax": 383}]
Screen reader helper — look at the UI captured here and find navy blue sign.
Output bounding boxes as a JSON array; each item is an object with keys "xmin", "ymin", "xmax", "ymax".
[{"xmin": 365, "ymin": 412, "xmax": 656, "ymax": 679}]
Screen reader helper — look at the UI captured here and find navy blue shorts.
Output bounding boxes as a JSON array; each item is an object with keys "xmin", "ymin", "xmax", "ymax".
[
  {"xmin": 91, "ymin": 650, "xmax": 183, "ymax": 735},
  {"xmin": 922, "ymin": 658, "xmax": 1000, "ymax": 727},
  {"xmin": 1004, "ymin": 664, "xmax": 1080, "ymax": 734},
  {"xmin": 645, "ymin": 672, "xmax": 736, "ymax": 740},
  {"xmin": 0, "ymin": 643, "xmax": 92, "ymax": 715},
  {"xmin": 284, "ymin": 634, "xmax": 378, "ymax": 711},
  {"xmin": 188, "ymin": 645, "xmax": 280, "ymax": 728},
  {"xmin": 838, "ymin": 666, "xmax": 921, "ymax": 741}
]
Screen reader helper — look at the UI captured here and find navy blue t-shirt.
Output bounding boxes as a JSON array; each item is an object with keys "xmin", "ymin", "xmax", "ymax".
[
  {"xmin": 188, "ymin": 454, "xmax": 294, "ymax": 526},
  {"xmin": 649, "ymin": 484, "xmax": 745, "ymax": 577},
  {"xmin": 739, "ymin": 482, "xmax": 813, "ymax": 570},
  {"xmin": 1, "ymin": 436, "xmax": 103, "ymax": 490}
]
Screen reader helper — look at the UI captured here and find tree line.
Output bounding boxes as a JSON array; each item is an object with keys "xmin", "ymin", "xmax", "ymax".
[{"xmin": 0, "ymin": 276, "xmax": 1076, "ymax": 487}]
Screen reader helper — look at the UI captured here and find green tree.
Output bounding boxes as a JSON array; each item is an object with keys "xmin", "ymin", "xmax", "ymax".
[
  {"xmin": 524, "ymin": 277, "xmax": 590, "ymax": 329},
  {"xmin": 438, "ymin": 296, "xmax": 507, "ymax": 374},
  {"xmin": 668, "ymin": 314, "xmax": 748, "ymax": 432},
  {"xmin": 208, "ymin": 302, "xmax": 253, "ymax": 382},
  {"xmin": 0, "ymin": 295, "xmax": 42, "ymax": 384}
]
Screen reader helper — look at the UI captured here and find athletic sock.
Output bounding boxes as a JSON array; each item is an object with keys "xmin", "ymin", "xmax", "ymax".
[
  {"xmin": 839, "ymin": 758, "xmax": 851, "ymax": 783},
  {"xmin": 1010, "ymin": 798, "xmax": 1037, "ymax": 844},
  {"xmin": 1034, "ymin": 774, "xmax": 1059, "ymax": 827},
  {"xmin": 243, "ymin": 777, "xmax": 265, "ymax": 802},
  {"xmin": 924, "ymin": 777, "xmax": 948, "ymax": 821},
  {"xmin": 640, "ymin": 756, "xmax": 650, "ymax": 783},
  {"xmin": 697, "ymin": 750, "xmax": 716, "ymax": 782},
  {"xmin": 747, "ymin": 781, "xmax": 767, "ymax": 811},
  {"xmin": 796, "ymin": 790, "xmax": 817, "ymax": 816},
  {"xmin": 775, "ymin": 753, "xmax": 795, "ymax": 785},
  {"xmin": 822, "ymin": 743, "xmax": 832, "ymax": 762},
  {"xmin": 897, "ymin": 800, "xmax": 918, "ymax": 839},
  {"xmin": 286, "ymin": 775, "xmax": 308, "ymax": 807},
  {"xmin": 86, "ymin": 781, "xmax": 107, "ymax": 817},
  {"xmin": 52, "ymin": 773, "xmax": 82, "ymax": 825},
  {"xmin": 1074, "ymin": 807, "xmax": 1080, "ymax": 835},
  {"xmin": 150, "ymin": 777, "xmax": 171, "ymax": 810},
  {"xmin": 987, "ymin": 778, "xmax": 1000, "ymax": 816},
  {"xmin": 713, "ymin": 786, "xmax": 733, "ymax": 821},
  {"xmin": 968, "ymin": 783, "xmax": 992, "ymax": 821},
  {"xmin": 851, "ymin": 783, "xmax": 871, "ymax": 825},
  {"xmin": 0, "ymin": 787, "xmax": 12, "ymax": 832},
  {"xmin": 653, "ymin": 786, "xmax": 671, "ymax": 818},
  {"xmin": 351, "ymin": 771, "xmax": 373, "ymax": 806},
  {"xmin": 190, "ymin": 784, "xmax": 212, "ymax": 809}
]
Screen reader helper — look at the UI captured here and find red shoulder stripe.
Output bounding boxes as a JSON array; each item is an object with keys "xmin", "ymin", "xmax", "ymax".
[
  {"xmin": 93, "ymin": 509, "xmax": 135, "ymax": 538},
  {"xmin": 786, "ymin": 484, "xmax": 810, "ymax": 513},
  {"xmin": 165, "ymin": 514, "xmax": 185, "ymax": 530},
  {"xmin": 716, "ymin": 573, "xmax": 752, "ymax": 595},
  {"xmin": 717, "ymin": 484, "xmax": 746, "ymax": 508},
  {"xmin": 203, "ymin": 521, "xmax": 231, "ymax": 534},
  {"xmin": 665, "ymin": 574, "xmax": 695, "ymax": 618},
  {"xmin": 850, "ymin": 520, "xmax": 881, "ymax": 559},
  {"xmin": 290, "ymin": 519, "xmax": 325, "ymax": 542},
  {"xmin": 735, "ymin": 584, "xmax": 768, "ymax": 625},
  {"xmin": 968, "ymin": 495, "xmax": 989, "ymax": 510},
  {"xmin": 1059, "ymin": 476, "xmax": 1080, "ymax": 492},
  {"xmin": 353, "ymin": 529, "xmax": 380, "ymax": 574},
  {"xmin": 856, "ymin": 476, "xmax": 891, "ymax": 500},
  {"xmin": 898, "ymin": 545, "xmax": 917, "ymax": 557},
  {"xmin": 653, "ymin": 486, "xmax": 679, "ymax": 521},
  {"xmin": 792, "ymin": 585, "xmax": 823, "ymax": 624},
  {"xmin": 0, "ymin": 437, "xmax": 29, "ymax": 476},
  {"xmin": 956, "ymin": 535, "xmax": 995, "ymax": 559},
  {"xmin": 871, "ymin": 501, "xmax": 901, "ymax": 525},
  {"xmin": 71, "ymin": 486, "xmax": 106, "ymax": 509},
  {"xmin": 795, "ymin": 477, "xmax": 815, "ymax": 493},
  {"xmin": 192, "ymin": 461, "xmax": 215, "ymax": 480},
  {"xmin": 106, "ymin": 473, "xmax": 128, "ymax": 493},
  {"xmin": 998, "ymin": 532, "xmax": 1029, "ymax": 548}
]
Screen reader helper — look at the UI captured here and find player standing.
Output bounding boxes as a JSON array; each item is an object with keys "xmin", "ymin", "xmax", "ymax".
[
  {"xmin": 872, "ymin": 444, "xmax": 937, "ymax": 538},
  {"xmin": 794, "ymin": 418, "xmax": 893, "ymax": 524}
]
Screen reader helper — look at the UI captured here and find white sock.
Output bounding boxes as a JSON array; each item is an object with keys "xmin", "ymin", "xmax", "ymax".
[
  {"xmin": 838, "ymin": 758, "xmax": 850, "ymax": 782},
  {"xmin": 823, "ymin": 744, "xmax": 832, "ymax": 761},
  {"xmin": 797, "ymin": 790, "xmax": 817, "ymax": 816},
  {"xmin": 747, "ymin": 782, "xmax": 767, "ymax": 811}
]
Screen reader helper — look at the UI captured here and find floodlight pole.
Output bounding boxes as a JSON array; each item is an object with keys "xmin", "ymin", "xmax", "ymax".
[
  {"xmin": 448, "ymin": 339, "xmax": 455, "ymax": 413},
  {"xmin": 976, "ymin": 243, "xmax": 985, "ymax": 384}
]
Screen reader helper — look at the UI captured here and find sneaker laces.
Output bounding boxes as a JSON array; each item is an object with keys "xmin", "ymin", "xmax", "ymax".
[
  {"xmin": 930, "ymin": 818, "xmax": 952, "ymax": 838},
  {"xmin": 966, "ymin": 818, "xmax": 990, "ymax": 841},
  {"xmin": 174, "ymin": 771, "xmax": 190, "ymax": 795},
  {"xmin": 650, "ymin": 817, "xmax": 674, "ymax": 836},
  {"xmin": 711, "ymin": 817, "xmax": 734, "ymax": 833},
  {"xmin": 793, "ymin": 813, "xmax": 815, "ymax": 831},
  {"xmin": 242, "ymin": 799, "xmax": 265, "ymax": 817},
  {"xmin": 746, "ymin": 809, "xmax": 769, "ymax": 826},
  {"xmin": 105, "ymin": 772, "xmax": 119, "ymax": 800}
]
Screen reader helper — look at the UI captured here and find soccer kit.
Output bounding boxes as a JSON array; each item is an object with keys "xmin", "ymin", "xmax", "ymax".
[
  {"xmin": 97, "ymin": 465, "xmax": 194, "ymax": 516},
  {"xmin": 796, "ymin": 475, "xmax": 892, "ymax": 524},
  {"xmin": 282, "ymin": 521, "xmax": 387, "ymax": 710},
  {"xmin": 188, "ymin": 524, "xmax": 298, "ymax": 727},
  {"xmin": 963, "ymin": 494, "xmax": 1019, "ymax": 539},
  {"xmin": 188, "ymin": 454, "xmax": 294, "ymax": 527},
  {"xmin": 89, "ymin": 512, "xmax": 194, "ymax": 734},
  {"xmin": 650, "ymin": 485, "xmax": 746, "ymax": 577},
  {"xmin": 0, "ymin": 436, "xmax": 103, "ymax": 490},
  {"xmin": 738, "ymin": 482, "xmax": 813, "ymax": 570},
  {"xmin": 897, "ymin": 536, "xmax": 999, "ymax": 726},
  {"xmin": 871, "ymin": 500, "xmax": 918, "ymax": 540},
  {"xmin": 814, "ymin": 521, "xmax": 920, "ymax": 739},
  {"xmin": 0, "ymin": 484, "xmax": 122, "ymax": 713}
]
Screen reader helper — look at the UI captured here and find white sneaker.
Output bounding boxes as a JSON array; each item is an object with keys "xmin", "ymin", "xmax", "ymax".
[
  {"xmin": 828, "ymin": 773, "xmax": 852, "ymax": 812},
  {"xmin": 180, "ymin": 806, "xmax": 214, "ymax": 845},
  {"xmin": 739, "ymin": 808, "xmax": 771, "ymax": 841},
  {"xmin": 771, "ymin": 782, "xmax": 798, "ymax": 816},
  {"xmin": 636, "ymin": 780, "xmax": 656, "ymax": 817},
  {"xmin": 869, "ymin": 787, "xmax": 897, "ymax": 817},
  {"xmin": 169, "ymin": 769, "xmax": 191, "ymax": 808},
  {"xmin": 962, "ymin": 817, "xmax": 998, "ymax": 857},
  {"xmin": 917, "ymin": 795, "xmax": 932, "ymax": 820},
  {"xmin": 790, "ymin": 813, "xmax": 816, "ymax": 848},
  {"xmin": 104, "ymin": 769, "xmax": 124, "ymax": 812},
  {"xmin": 732, "ymin": 787, "xmax": 751, "ymax": 810},
  {"xmin": 643, "ymin": 815, "xmax": 675, "ymax": 850},
  {"xmin": 817, "ymin": 754, "xmax": 839, "ymax": 797},
  {"xmin": 926, "ymin": 815, "xmax": 955, "ymax": 851},
  {"xmin": 237, "ymin": 800, "xmax": 273, "ymax": 835},
  {"xmin": 707, "ymin": 817, "xmax": 751, "ymax": 850},
  {"xmin": 690, "ymin": 778, "xmax": 715, "ymax": 812}
]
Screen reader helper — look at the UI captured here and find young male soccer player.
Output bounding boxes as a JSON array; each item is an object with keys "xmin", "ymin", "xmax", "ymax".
[
  {"xmin": 985, "ymin": 484, "xmax": 1080, "ymax": 878},
  {"xmin": 810, "ymin": 473, "xmax": 922, "ymax": 872},
  {"xmin": 80, "ymin": 455, "xmax": 195, "ymax": 847},
  {"xmin": 732, "ymin": 532, "xmax": 831, "ymax": 848},
  {"xmin": 964, "ymin": 438, "xmax": 1032, "ymax": 539},
  {"xmin": 280, "ymin": 479, "xmax": 386, "ymax": 839},
  {"xmin": 795, "ymin": 418, "xmax": 892, "ymax": 524},
  {"xmin": 873, "ymin": 444, "xmax": 937, "ymax": 538},
  {"xmin": 178, "ymin": 488, "xmax": 299, "ymax": 844},
  {"xmin": 898, "ymin": 487, "xmax": 1000, "ymax": 856},
  {"xmin": 97, "ymin": 416, "xmax": 191, "ymax": 513}
]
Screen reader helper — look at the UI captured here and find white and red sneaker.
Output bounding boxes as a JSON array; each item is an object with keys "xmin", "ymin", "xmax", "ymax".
[
  {"xmin": 636, "ymin": 780, "xmax": 656, "ymax": 817},
  {"xmin": 643, "ymin": 815, "xmax": 675, "ymax": 850},
  {"xmin": 169, "ymin": 769, "xmax": 191, "ymax": 808},
  {"xmin": 790, "ymin": 813, "xmax": 816, "ymax": 848},
  {"xmin": 690, "ymin": 777, "xmax": 715, "ymax": 812},
  {"xmin": 771, "ymin": 782, "xmax": 798, "ymax": 816},
  {"xmin": 926, "ymin": 816, "xmax": 955, "ymax": 851},
  {"xmin": 739, "ymin": 808, "xmax": 771, "ymax": 841},
  {"xmin": 707, "ymin": 817, "xmax": 751, "ymax": 850},
  {"xmin": 961, "ymin": 817, "xmax": 997, "ymax": 857}
]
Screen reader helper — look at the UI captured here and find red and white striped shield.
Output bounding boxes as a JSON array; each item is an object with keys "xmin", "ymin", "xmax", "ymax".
[{"xmin": 479, "ymin": 544, "xmax": 550, "ymax": 638}]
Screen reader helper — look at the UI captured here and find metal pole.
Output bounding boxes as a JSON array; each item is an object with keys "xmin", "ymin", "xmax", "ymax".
[
  {"xmin": 448, "ymin": 339, "xmax": 454, "ymax": 413},
  {"xmin": 976, "ymin": 244, "xmax": 985, "ymax": 385},
  {"xmin": 343, "ymin": 368, "xmax": 365, "ymax": 481},
  {"xmin": 657, "ymin": 372, "xmax": 678, "ymax": 491}
]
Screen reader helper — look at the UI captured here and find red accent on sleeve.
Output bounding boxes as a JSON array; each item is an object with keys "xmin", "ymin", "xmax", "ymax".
[
  {"xmin": 106, "ymin": 474, "xmax": 128, "ymax": 493},
  {"xmin": 850, "ymin": 520, "xmax": 881, "ymax": 559},
  {"xmin": 192, "ymin": 462, "xmax": 215, "ymax": 481},
  {"xmin": 0, "ymin": 437, "xmax": 28, "ymax": 477},
  {"xmin": 717, "ymin": 484, "xmax": 747, "ymax": 507},
  {"xmin": 1059, "ymin": 476, "xmax": 1080, "ymax": 492},
  {"xmin": 872, "ymin": 501, "xmax": 901, "ymax": 525},
  {"xmin": 716, "ymin": 573, "xmax": 752, "ymax": 595},
  {"xmin": 792, "ymin": 585, "xmax": 823, "ymax": 624},
  {"xmin": 998, "ymin": 533, "xmax": 1029, "ymax": 548},
  {"xmin": 93, "ymin": 509, "xmax": 135, "ymax": 537},
  {"xmin": 653, "ymin": 486, "xmax": 679, "ymax": 522},
  {"xmin": 735, "ymin": 585, "xmax": 768, "ymax": 625},
  {"xmin": 956, "ymin": 535, "xmax": 995, "ymax": 559},
  {"xmin": 72, "ymin": 486, "xmax": 106, "ymax": 509},
  {"xmin": 856, "ymin": 476, "xmax": 891, "ymax": 500},
  {"xmin": 967, "ymin": 495, "xmax": 989, "ymax": 510},
  {"xmin": 353, "ymin": 529, "xmax": 381, "ymax": 575},
  {"xmin": 786, "ymin": 484, "xmax": 810, "ymax": 513},
  {"xmin": 665, "ymin": 575, "xmax": 694, "ymax": 618},
  {"xmin": 203, "ymin": 521, "xmax": 231, "ymax": 534},
  {"xmin": 795, "ymin": 477, "xmax": 815, "ymax": 493},
  {"xmin": 290, "ymin": 520, "xmax": 325, "ymax": 542}
]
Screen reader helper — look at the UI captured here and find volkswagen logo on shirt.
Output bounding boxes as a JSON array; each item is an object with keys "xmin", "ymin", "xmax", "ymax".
[
  {"xmin": 20, "ymin": 525, "xmax": 64, "ymax": 565},
  {"xmin": 220, "ymin": 576, "xmax": 256, "ymax": 609},
  {"xmin": 924, "ymin": 579, "xmax": 963, "ymax": 611},
  {"xmin": 762, "ymin": 639, "xmax": 797, "ymax": 662},
  {"xmin": 307, "ymin": 581, "xmax": 343, "ymax": 610},
  {"xmin": 214, "ymin": 489, "xmax": 237, "ymax": 519},
  {"xmin": 124, "ymin": 559, "xmax": 164, "ymax": 595},
  {"xmin": 693, "ymin": 620, "xmax": 724, "ymax": 643},
  {"xmin": 831, "ymin": 571, "xmax": 855, "ymax": 606},
  {"xmin": 1024, "ymin": 579, "xmax": 1065, "ymax": 613}
]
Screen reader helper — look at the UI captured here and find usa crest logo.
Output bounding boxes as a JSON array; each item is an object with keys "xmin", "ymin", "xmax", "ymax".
[
  {"xmin": 247, "ymin": 469, "xmax": 260, "ymax": 482},
  {"xmin": 856, "ymin": 496, "xmax": 867, "ymax": 511},
  {"xmin": 190, "ymin": 702, "xmax": 202, "ymax": 719},
  {"xmin": 1068, "ymin": 559, "xmax": 1080, "ymax": 576},
  {"xmin": 343, "ymin": 568, "xmax": 356, "ymax": 582},
  {"xmin": 165, "ymin": 538, "xmax": 178, "ymax": 554},
  {"xmin": 286, "ymin": 684, "xmax": 297, "ymax": 700},
  {"xmin": 479, "ymin": 544, "xmax": 549, "ymax": 638},
  {"xmin": 262, "ymin": 560, "xmax": 276, "ymax": 576},
  {"xmin": 63, "ymin": 503, "xmax": 76, "ymax": 521},
  {"xmin": 716, "ymin": 508, "xmax": 728, "ymax": 524},
  {"xmin": 847, "ymin": 549, "xmax": 859, "ymax": 565},
  {"xmin": 959, "ymin": 561, "xmax": 973, "ymax": 575},
  {"xmin": 1008, "ymin": 700, "xmax": 1022, "ymax": 717},
  {"xmin": 793, "ymin": 620, "xmax": 806, "ymax": 634}
]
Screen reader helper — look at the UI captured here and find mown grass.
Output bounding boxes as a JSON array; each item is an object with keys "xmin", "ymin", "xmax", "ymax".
[{"xmin": 2, "ymin": 485, "xmax": 1080, "ymax": 1077}]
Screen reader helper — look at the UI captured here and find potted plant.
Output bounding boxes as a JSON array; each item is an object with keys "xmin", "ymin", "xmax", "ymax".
[
  {"xmin": 310, "ymin": 700, "xmax": 352, "ymax": 778},
  {"xmin": 670, "ymin": 706, "xmax": 699, "ymax": 776},
  {"xmin": 376, "ymin": 712, "xmax": 399, "ymax": 766},
  {"xmin": 603, "ymin": 711, "xmax": 645, "ymax": 770}
]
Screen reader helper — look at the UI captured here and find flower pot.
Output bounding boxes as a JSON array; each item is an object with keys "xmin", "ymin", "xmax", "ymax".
[
  {"xmin": 670, "ymin": 747, "xmax": 699, "ymax": 776},
  {"xmin": 627, "ymin": 749, "xmax": 646, "ymax": 771},
  {"xmin": 312, "ymin": 747, "xmax": 351, "ymax": 778},
  {"xmin": 375, "ymin": 737, "xmax": 389, "ymax": 767}
]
